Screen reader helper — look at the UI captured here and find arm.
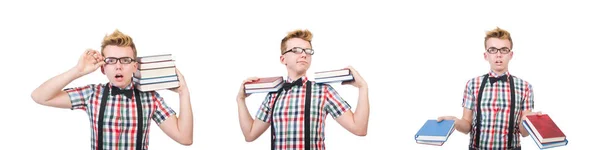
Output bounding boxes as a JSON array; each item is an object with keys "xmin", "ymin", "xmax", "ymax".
[
  {"xmin": 438, "ymin": 77, "xmax": 476, "ymax": 134},
  {"xmin": 157, "ymin": 69, "xmax": 194, "ymax": 145},
  {"xmin": 334, "ymin": 86, "xmax": 369, "ymax": 136},
  {"xmin": 335, "ymin": 66, "xmax": 369, "ymax": 136},
  {"xmin": 519, "ymin": 110, "xmax": 532, "ymax": 137},
  {"xmin": 30, "ymin": 49, "xmax": 104, "ymax": 108},
  {"xmin": 519, "ymin": 83, "xmax": 535, "ymax": 137},
  {"xmin": 237, "ymin": 98, "xmax": 270, "ymax": 142},
  {"xmin": 236, "ymin": 77, "xmax": 270, "ymax": 142}
]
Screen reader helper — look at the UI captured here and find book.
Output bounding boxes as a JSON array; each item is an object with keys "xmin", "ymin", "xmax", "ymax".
[
  {"xmin": 315, "ymin": 74, "xmax": 354, "ymax": 83},
  {"xmin": 524, "ymin": 114, "xmax": 566, "ymax": 143},
  {"xmin": 135, "ymin": 81, "xmax": 180, "ymax": 92},
  {"xmin": 314, "ymin": 69, "xmax": 354, "ymax": 83},
  {"xmin": 133, "ymin": 75, "xmax": 179, "ymax": 85},
  {"xmin": 133, "ymin": 54, "xmax": 180, "ymax": 92},
  {"xmin": 138, "ymin": 60, "xmax": 176, "ymax": 70},
  {"xmin": 414, "ymin": 119, "xmax": 455, "ymax": 146},
  {"xmin": 523, "ymin": 121, "xmax": 568, "ymax": 149},
  {"xmin": 134, "ymin": 67, "xmax": 176, "ymax": 79},
  {"xmin": 244, "ymin": 76, "xmax": 284, "ymax": 93},
  {"xmin": 314, "ymin": 69, "xmax": 350, "ymax": 79},
  {"xmin": 136, "ymin": 54, "xmax": 173, "ymax": 63}
]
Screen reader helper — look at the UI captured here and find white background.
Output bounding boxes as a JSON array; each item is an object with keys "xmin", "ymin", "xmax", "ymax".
[{"xmin": 0, "ymin": 0, "xmax": 598, "ymax": 149}]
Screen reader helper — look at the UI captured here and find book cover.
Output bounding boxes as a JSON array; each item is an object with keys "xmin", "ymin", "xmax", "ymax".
[
  {"xmin": 525, "ymin": 114, "xmax": 566, "ymax": 143},
  {"xmin": 244, "ymin": 76, "xmax": 283, "ymax": 89},
  {"xmin": 415, "ymin": 120, "xmax": 455, "ymax": 142},
  {"xmin": 522, "ymin": 121, "xmax": 568, "ymax": 149}
]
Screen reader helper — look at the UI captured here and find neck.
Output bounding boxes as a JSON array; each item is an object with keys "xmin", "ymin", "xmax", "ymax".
[
  {"xmin": 492, "ymin": 68, "xmax": 508, "ymax": 76},
  {"xmin": 287, "ymin": 70, "xmax": 306, "ymax": 81}
]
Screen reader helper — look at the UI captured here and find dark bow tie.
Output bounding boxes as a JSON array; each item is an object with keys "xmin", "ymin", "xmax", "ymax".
[
  {"xmin": 489, "ymin": 75, "xmax": 508, "ymax": 84},
  {"xmin": 281, "ymin": 78, "xmax": 304, "ymax": 91},
  {"xmin": 111, "ymin": 86, "xmax": 134, "ymax": 99}
]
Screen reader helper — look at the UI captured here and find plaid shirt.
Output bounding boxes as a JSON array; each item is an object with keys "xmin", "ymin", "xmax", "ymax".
[
  {"xmin": 462, "ymin": 71, "xmax": 534, "ymax": 149},
  {"xmin": 64, "ymin": 82, "xmax": 176, "ymax": 150},
  {"xmin": 256, "ymin": 76, "xmax": 352, "ymax": 150}
]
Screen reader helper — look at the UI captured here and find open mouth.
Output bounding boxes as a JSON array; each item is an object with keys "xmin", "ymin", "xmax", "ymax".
[{"xmin": 115, "ymin": 74, "xmax": 124, "ymax": 80}]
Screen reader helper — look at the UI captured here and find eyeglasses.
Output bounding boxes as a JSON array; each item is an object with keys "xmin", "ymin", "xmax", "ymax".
[
  {"xmin": 104, "ymin": 57, "xmax": 136, "ymax": 64},
  {"xmin": 486, "ymin": 47, "xmax": 511, "ymax": 54},
  {"xmin": 283, "ymin": 47, "xmax": 314, "ymax": 55}
]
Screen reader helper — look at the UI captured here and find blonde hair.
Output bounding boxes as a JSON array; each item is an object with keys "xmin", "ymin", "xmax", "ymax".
[
  {"xmin": 280, "ymin": 29, "xmax": 313, "ymax": 55},
  {"xmin": 101, "ymin": 29, "xmax": 137, "ymax": 58},
  {"xmin": 484, "ymin": 27, "xmax": 513, "ymax": 49}
]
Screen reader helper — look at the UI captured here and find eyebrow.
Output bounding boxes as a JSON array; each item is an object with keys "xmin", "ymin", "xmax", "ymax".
[{"xmin": 489, "ymin": 47, "xmax": 510, "ymax": 49}]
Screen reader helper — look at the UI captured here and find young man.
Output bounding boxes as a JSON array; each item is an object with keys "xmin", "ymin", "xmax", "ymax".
[
  {"xmin": 236, "ymin": 29, "xmax": 370, "ymax": 150},
  {"xmin": 437, "ymin": 27, "xmax": 541, "ymax": 150},
  {"xmin": 31, "ymin": 30, "xmax": 193, "ymax": 150}
]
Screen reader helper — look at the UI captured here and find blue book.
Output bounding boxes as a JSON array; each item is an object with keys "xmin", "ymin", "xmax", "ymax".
[{"xmin": 415, "ymin": 120, "xmax": 455, "ymax": 143}]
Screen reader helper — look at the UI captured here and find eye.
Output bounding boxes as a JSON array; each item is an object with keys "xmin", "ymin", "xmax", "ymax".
[{"xmin": 122, "ymin": 58, "xmax": 132, "ymax": 63}]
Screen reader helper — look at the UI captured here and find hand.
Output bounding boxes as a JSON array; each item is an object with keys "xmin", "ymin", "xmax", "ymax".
[
  {"xmin": 341, "ymin": 66, "xmax": 367, "ymax": 89},
  {"xmin": 522, "ymin": 111, "xmax": 543, "ymax": 120},
  {"xmin": 75, "ymin": 49, "xmax": 105, "ymax": 76},
  {"xmin": 237, "ymin": 77, "xmax": 259, "ymax": 101},
  {"xmin": 168, "ymin": 68, "xmax": 188, "ymax": 94},
  {"xmin": 437, "ymin": 116, "xmax": 458, "ymax": 122}
]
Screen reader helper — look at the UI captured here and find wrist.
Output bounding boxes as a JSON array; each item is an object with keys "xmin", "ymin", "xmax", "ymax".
[{"xmin": 68, "ymin": 67, "xmax": 84, "ymax": 78}]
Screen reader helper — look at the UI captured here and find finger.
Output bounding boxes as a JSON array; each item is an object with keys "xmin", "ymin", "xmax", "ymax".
[
  {"xmin": 95, "ymin": 61, "xmax": 106, "ymax": 68},
  {"xmin": 437, "ymin": 117, "xmax": 443, "ymax": 122},
  {"xmin": 249, "ymin": 77, "xmax": 259, "ymax": 80}
]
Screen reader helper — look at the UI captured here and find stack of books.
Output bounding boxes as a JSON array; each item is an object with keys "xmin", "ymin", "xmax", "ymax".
[
  {"xmin": 133, "ymin": 54, "xmax": 180, "ymax": 92},
  {"xmin": 414, "ymin": 119, "xmax": 455, "ymax": 146},
  {"xmin": 522, "ymin": 114, "xmax": 568, "ymax": 149},
  {"xmin": 244, "ymin": 76, "xmax": 284, "ymax": 93},
  {"xmin": 314, "ymin": 69, "xmax": 354, "ymax": 84}
]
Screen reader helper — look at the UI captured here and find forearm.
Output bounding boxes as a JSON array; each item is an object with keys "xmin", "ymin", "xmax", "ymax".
[
  {"xmin": 31, "ymin": 67, "xmax": 81, "ymax": 102},
  {"xmin": 237, "ymin": 99, "xmax": 255, "ymax": 140},
  {"xmin": 519, "ymin": 119, "xmax": 529, "ymax": 137},
  {"xmin": 454, "ymin": 118, "xmax": 472, "ymax": 134},
  {"xmin": 353, "ymin": 86, "xmax": 369, "ymax": 135},
  {"xmin": 177, "ymin": 90, "xmax": 193, "ymax": 143}
]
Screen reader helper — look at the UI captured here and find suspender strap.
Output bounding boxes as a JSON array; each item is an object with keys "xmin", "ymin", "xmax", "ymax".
[
  {"xmin": 304, "ymin": 82, "xmax": 312, "ymax": 150},
  {"xmin": 507, "ymin": 76, "xmax": 516, "ymax": 148},
  {"xmin": 473, "ymin": 75, "xmax": 517, "ymax": 149},
  {"xmin": 97, "ymin": 83, "xmax": 145, "ymax": 150},
  {"xmin": 473, "ymin": 74, "xmax": 488, "ymax": 149},
  {"xmin": 97, "ymin": 84, "xmax": 110, "ymax": 150},
  {"xmin": 134, "ymin": 89, "xmax": 144, "ymax": 150},
  {"xmin": 270, "ymin": 81, "xmax": 312, "ymax": 150}
]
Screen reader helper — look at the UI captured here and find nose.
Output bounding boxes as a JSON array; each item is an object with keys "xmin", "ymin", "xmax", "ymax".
[
  {"xmin": 115, "ymin": 61, "xmax": 123, "ymax": 70},
  {"xmin": 300, "ymin": 50, "xmax": 307, "ymax": 58}
]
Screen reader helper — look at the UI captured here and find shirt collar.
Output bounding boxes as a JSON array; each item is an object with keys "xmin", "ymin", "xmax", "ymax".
[
  {"xmin": 286, "ymin": 76, "xmax": 309, "ymax": 85},
  {"xmin": 488, "ymin": 70, "xmax": 511, "ymax": 78}
]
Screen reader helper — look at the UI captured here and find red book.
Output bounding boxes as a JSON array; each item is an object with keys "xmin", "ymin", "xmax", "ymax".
[
  {"xmin": 524, "ymin": 114, "xmax": 566, "ymax": 143},
  {"xmin": 244, "ymin": 76, "xmax": 283, "ymax": 89}
]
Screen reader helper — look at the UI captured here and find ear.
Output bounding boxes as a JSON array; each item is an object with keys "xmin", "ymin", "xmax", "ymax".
[
  {"xmin": 101, "ymin": 66, "xmax": 105, "ymax": 75},
  {"xmin": 280, "ymin": 55, "xmax": 286, "ymax": 65},
  {"xmin": 483, "ymin": 52, "xmax": 488, "ymax": 61},
  {"xmin": 508, "ymin": 51, "xmax": 514, "ymax": 60}
]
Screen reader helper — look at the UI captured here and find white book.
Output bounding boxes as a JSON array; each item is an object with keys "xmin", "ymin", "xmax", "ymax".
[
  {"xmin": 133, "ymin": 75, "xmax": 179, "ymax": 85},
  {"xmin": 245, "ymin": 83, "xmax": 283, "ymax": 94},
  {"xmin": 139, "ymin": 60, "xmax": 176, "ymax": 70},
  {"xmin": 315, "ymin": 69, "xmax": 350, "ymax": 79},
  {"xmin": 315, "ymin": 74, "xmax": 354, "ymax": 83},
  {"xmin": 137, "ymin": 54, "xmax": 173, "ymax": 63},
  {"xmin": 134, "ymin": 67, "xmax": 176, "ymax": 79},
  {"xmin": 135, "ymin": 81, "xmax": 180, "ymax": 92}
]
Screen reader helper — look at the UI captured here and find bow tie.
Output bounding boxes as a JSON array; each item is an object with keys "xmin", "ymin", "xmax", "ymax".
[
  {"xmin": 281, "ymin": 78, "xmax": 304, "ymax": 91},
  {"xmin": 111, "ymin": 86, "xmax": 134, "ymax": 99},
  {"xmin": 489, "ymin": 75, "xmax": 508, "ymax": 84}
]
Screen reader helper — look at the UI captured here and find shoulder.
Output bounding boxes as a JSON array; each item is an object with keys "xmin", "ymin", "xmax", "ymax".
[{"xmin": 510, "ymin": 75, "xmax": 533, "ymax": 88}]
